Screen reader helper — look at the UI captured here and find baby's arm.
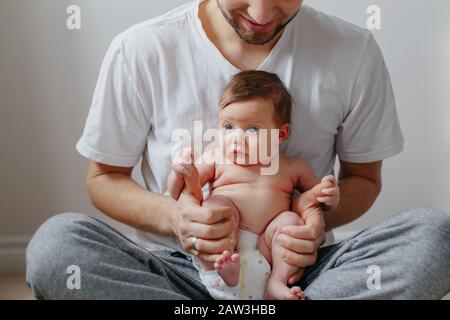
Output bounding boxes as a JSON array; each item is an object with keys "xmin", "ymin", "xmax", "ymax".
[
  {"xmin": 167, "ymin": 145, "xmax": 216, "ymax": 202},
  {"xmin": 292, "ymin": 159, "xmax": 340, "ymax": 212},
  {"xmin": 167, "ymin": 169, "xmax": 189, "ymax": 200}
]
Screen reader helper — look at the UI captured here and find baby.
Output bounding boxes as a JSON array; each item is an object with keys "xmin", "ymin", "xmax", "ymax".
[{"xmin": 167, "ymin": 71, "xmax": 339, "ymax": 300}]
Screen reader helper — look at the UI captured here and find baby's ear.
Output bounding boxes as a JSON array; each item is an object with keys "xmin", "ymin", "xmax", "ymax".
[{"xmin": 278, "ymin": 123, "xmax": 291, "ymax": 144}]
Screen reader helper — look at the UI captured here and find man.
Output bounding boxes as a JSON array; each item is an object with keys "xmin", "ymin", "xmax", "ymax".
[{"xmin": 26, "ymin": 0, "xmax": 450, "ymax": 299}]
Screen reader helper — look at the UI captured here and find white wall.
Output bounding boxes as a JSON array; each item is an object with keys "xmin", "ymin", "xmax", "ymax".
[{"xmin": 1, "ymin": 0, "xmax": 449, "ymax": 273}]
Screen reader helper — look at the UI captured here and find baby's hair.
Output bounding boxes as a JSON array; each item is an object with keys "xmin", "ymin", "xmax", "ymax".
[{"xmin": 219, "ymin": 70, "xmax": 292, "ymax": 126}]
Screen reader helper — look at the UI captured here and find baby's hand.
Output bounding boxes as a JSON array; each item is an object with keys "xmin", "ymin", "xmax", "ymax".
[
  {"xmin": 171, "ymin": 147, "xmax": 198, "ymax": 177},
  {"xmin": 316, "ymin": 175, "xmax": 340, "ymax": 210}
]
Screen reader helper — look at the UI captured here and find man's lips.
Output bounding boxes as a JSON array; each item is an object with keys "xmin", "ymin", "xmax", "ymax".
[{"xmin": 240, "ymin": 14, "xmax": 275, "ymax": 32}]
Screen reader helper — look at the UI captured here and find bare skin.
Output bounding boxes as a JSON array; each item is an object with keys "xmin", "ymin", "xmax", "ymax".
[
  {"xmin": 167, "ymin": 98, "xmax": 339, "ymax": 299},
  {"xmin": 85, "ymin": 0, "xmax": 382, "ymax": 291}
]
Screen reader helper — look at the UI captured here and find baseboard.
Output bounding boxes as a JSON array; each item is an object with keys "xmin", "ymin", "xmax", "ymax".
[{"xmin": 0, "ymin": 236, "xmax": 30, "ymax": 275}]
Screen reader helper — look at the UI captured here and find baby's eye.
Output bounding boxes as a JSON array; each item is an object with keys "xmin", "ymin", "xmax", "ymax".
[
  {"xmin": 247, "ymin": 126, "xmax": 259, "ymax": 133},
  {"xmin": 223, "ymin": 123, "xmax": 233, "ymax": 130}
]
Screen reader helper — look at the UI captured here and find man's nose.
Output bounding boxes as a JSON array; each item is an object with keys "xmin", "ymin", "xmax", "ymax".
[{"xmin": 247, "ymin": 0, "xmax": 276, "ymax": 25}]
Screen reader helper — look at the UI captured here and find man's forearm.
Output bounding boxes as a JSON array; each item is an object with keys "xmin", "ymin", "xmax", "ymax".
[
  {"xmin": 324, "ymin": 176, "xmax": 381, "ymax": 232},
  {"xmin": 87, "ymin": 173, "xmax": 176, "ymax": 236}
]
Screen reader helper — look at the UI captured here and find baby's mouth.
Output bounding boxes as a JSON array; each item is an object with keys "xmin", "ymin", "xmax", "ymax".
[{"xmin": 232, "ymin": 147, "xmax": 247, "ymax": 156}]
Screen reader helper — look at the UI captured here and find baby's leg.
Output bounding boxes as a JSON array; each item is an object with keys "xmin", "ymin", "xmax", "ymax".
[
  {"xmin": 199, "ymin": 194, "xmax": 241, "ymax": 287},
  {"xmin": 259, "ymin": 211, "xmax": 305, "ymax": 300}
]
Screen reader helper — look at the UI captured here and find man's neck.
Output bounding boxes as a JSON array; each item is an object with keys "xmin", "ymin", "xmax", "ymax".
[{"xmin": 199, "ymin": 0, "xmax": 283, "ymax": 71}]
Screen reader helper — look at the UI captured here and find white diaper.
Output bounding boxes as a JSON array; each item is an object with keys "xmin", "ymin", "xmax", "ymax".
[{"xmin": 192, "ymin": 229, "xmax": 271, "ymax": 300}]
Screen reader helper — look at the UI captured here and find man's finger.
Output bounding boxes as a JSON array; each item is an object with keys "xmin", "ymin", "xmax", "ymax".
[
  {"xmin": 277, "ymin": 235, "xmax": 316, "ymax": 254},
  {"xmin": 281, "ymin": 214, "xmax": 324, "ymax": 240},
  {"xmin": 280, "ymin": 225, "xmax": 316, "ymax": 240},
  {"xmin": 197, "ymin": 253, "xmax": 222, "ymax": 263},
  {"xmin": 190, "ymin": 206, "xmax": 234, "ymax": 225},
  {"xmin": 189, "ymin": 219, "xmax": 236, "ymax": 240},
  {"xmin": 281, "ymin": 249, "xmax": 317, "ymax": 268},
  {"xmin": 187, "ymin": 236, "xmax": 236, "ymax": 257}
]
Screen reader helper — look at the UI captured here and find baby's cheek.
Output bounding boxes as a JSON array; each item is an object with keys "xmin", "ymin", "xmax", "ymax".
[{"xmin": 247, "ymin": 137, "xmax": 259, "ymax": 154}]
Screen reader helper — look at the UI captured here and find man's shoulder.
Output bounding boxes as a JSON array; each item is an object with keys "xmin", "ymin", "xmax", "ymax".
[
  {"xmin": 300, "ymin": 5, "xmax": 371, "ymax": 41},
  {"xmin": 296, "ymin": 5, "xmax": 373, "ymax": 59},
  {"xmin": 111, "ymin": 2, "xmax": 196, "ymax": 53}
]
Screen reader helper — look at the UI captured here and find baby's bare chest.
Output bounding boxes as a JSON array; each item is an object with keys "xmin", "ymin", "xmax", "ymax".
[{"xmin": 212, "ymin": 163, "xmax": 294, "ymax": 190}]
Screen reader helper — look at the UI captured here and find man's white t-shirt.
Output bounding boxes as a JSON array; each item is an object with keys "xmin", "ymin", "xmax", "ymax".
[{"xmin": 76, "ymin": 0, "xmax": 404, "ymax": 255}]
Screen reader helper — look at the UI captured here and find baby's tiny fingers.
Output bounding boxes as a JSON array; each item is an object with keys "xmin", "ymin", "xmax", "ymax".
[
  {"xmin": 173, "ymin": 164, "xmax": 193, "ymax": 176},
  {"xmin": 322, "ymin": 175, "xmax": 336, "ymax": 185},
  {"xmin": 321, "ymin": 188, "xmax": 338, "ymax": 195},
  {"xmin": 317, "ymin": 196, "xmax": 334, "ymax": 203}
]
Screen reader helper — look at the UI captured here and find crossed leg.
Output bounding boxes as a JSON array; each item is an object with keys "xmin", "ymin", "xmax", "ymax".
[{"xmin": 257, "ymin": 210, "xmax": 306, "ymax": 300}]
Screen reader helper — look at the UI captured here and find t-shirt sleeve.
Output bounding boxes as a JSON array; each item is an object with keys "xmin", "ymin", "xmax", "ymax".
[
  {"xmin": 76, "ymin": 36, "xmax": 151, "ymax": 167},
  {"xmin": 336, "ymin": 33, "xmax": 404, "ymax": 163}
]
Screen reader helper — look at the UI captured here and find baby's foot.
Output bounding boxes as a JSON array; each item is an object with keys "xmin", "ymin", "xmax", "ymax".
[
  {"xmin": 264, "ymin": 276, "xmax": 305, "ymax": 300},
  {"xmin": 214, "ymin": 250, "xmax": 240, "ymax": 287}
]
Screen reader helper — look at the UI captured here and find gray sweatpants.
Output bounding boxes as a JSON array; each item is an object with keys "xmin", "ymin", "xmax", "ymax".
[{"xmin": 26, "ymin": 208, "xmax": 450, "ymax": 299}]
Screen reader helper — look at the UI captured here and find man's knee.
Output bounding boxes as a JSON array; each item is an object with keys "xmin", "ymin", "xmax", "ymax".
[
  {"xmin": 26, "ymin": 212, "xmax": 96, "ymax": 298},
  {"xmin": 397, "ymin": 207, "xmax": 450, "ymax": 236},
  {"xmin": 392, "ymin": 208, "xmax": 450, "ymax": 298}
]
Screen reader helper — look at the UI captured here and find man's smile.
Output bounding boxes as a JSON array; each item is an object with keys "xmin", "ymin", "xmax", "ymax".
[{"xmin": 239, "ymin": 13, "xmax": 276, "ymax": 33}]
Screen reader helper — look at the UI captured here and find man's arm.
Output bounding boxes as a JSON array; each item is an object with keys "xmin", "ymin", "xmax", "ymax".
[
  {"xmin": 87, "ymin": 159, "xmax": 236, "ymax": 262},
  {"xmin": 86, "ymin": 160, "xmax": 176, "ymax": 236},
  {"xmin": 323, "ymin": 160, "xmax": 382, "ymax": 231}
]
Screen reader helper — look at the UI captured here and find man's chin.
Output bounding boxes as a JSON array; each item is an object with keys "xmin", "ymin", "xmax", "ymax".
[
  {"xmin": 230, "ymin": 11, "xmax": 299, "ymax": 45},
  {"xmin": 235, "ymin": 26, "xmax": 280, "ymax": 45},
  {"xmin": 239, "ymin": 33, "xmax": 275, "ymax": 45}
]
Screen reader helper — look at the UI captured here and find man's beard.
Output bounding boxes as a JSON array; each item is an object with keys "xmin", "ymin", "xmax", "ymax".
[{"xmin": 216, "ymin": 0, "xmax": 298, "ymax": 45}]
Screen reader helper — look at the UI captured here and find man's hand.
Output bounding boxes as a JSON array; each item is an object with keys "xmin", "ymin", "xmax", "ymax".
[
  {"xmin": 169, "ymin": 192, "xmax": 238, "ymax": 262},
  {"xmin": 278, "ymin": 195, "xmax": 326, "ymax": 284}
]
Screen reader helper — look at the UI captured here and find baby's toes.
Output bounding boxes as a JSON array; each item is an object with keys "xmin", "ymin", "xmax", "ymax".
[
  {"xmin": 296, "ymin": 291, "xmax": 305, "ymax": 300},
  {"xmin": 289, "ymin": 287, "xmax": 305, "ymax": 300},
  {"xmin": 230, "ymin": 253, "xmax": 240, "ymax": 263},
  {"xmin": 222, "ymin": 250, "xmax": 232, "ymax": 259},
  {"xmin": 216, "ymin": 255, "xmax": 226, "ymax": 265}
]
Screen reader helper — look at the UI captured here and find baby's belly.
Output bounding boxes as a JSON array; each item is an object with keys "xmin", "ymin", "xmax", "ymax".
[{"xmin": 210, "ymin": 184, "xmax": 291, "ymax": 235}]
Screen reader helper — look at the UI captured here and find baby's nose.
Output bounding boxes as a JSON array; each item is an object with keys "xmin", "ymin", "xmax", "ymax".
[{"xmin": 230, "ymin": 128, "xmax": 245, "ymax": 142}]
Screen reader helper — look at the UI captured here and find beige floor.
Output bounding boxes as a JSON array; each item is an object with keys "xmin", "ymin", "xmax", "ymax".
[
  {"xmin": 0, "ymin": 275, "xmax": 34, "ymax": 300},
  {"xmin": 0, "ymin": 274, "xmax": 449, "ymax": 300}
]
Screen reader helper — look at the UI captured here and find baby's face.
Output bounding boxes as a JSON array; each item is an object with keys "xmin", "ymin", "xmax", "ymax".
[{"xmin": 218, "ymin": 97, "xmax": 287, "ymax": 165}]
